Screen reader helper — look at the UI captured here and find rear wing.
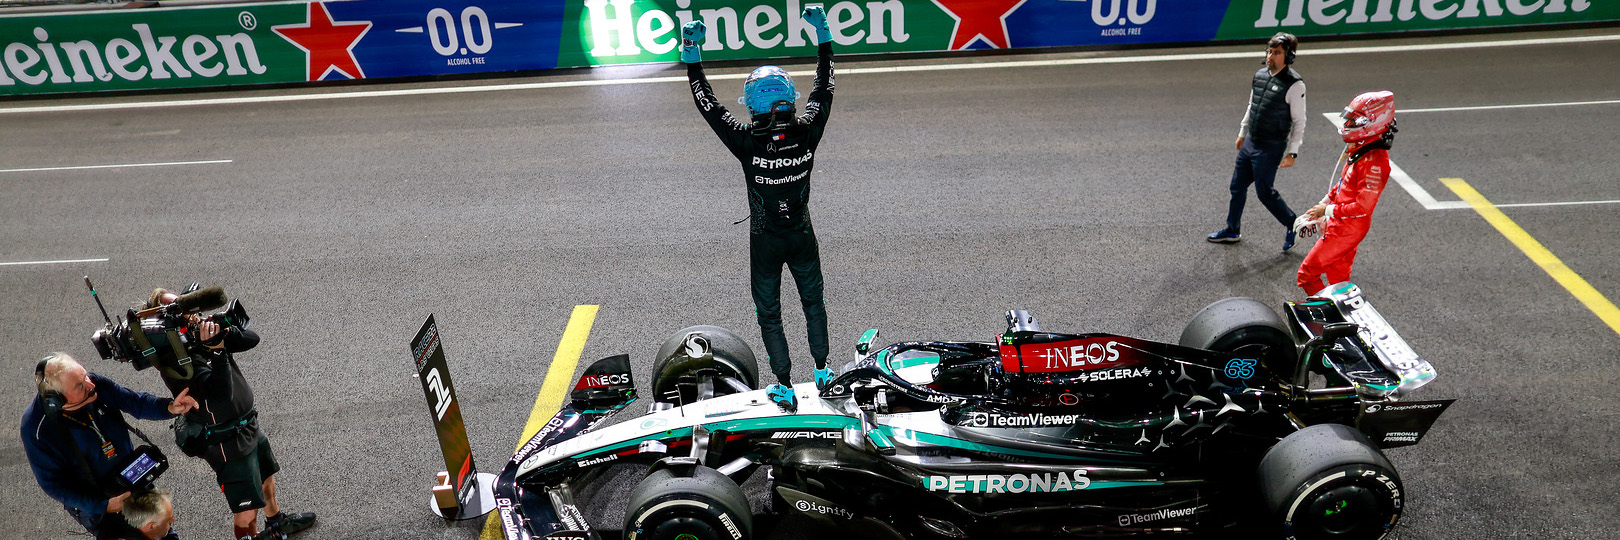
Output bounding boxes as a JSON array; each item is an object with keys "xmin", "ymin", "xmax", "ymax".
[
  {"xmin": 1286, "ymin": 283, "xmax": 1437, "ymax": 398},
  {"xmin": 494, "ymin": 354, "xmax": 637, "ymax": 540}
]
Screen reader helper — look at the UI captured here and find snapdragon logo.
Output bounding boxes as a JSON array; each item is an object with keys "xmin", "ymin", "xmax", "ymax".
[
  {"xmin": 926, "ymin": 471, "xmax": 1091, "ymax": 493},
  {"xmin": 582, "ymin": 0, "xmax": 910, "ymax": 58},
  {"xmin": 1252, "ymin": 0, "xmax": 1592, "ymax": 28}
]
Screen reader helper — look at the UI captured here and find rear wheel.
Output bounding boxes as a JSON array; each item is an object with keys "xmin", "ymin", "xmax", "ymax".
[
  {"xmin": 1259, "ymin": 424, "xmax": 1404, "ymax": 540},
  {"xmin": 1178, "ymin": 297, "xmax": 1297, "ymax": 378},
  {"xmin": 652, "ymin": 325, "xmax": 759, "ymax": 405},
  {"xmin": 624, "ymin": 465, "xmax": 753, "ymax": 540}
]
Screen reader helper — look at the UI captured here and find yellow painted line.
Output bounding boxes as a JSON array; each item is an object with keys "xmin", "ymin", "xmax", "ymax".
[
  {"xmin": 1441, "ymin": 178, "xmax": 1620, "ymax": 336},
  {"xmin": 480, "ymin": 304, "xmax": 599, "ymax": 540}
]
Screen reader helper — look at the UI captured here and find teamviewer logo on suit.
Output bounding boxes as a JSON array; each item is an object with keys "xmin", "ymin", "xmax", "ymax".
[{"xmin": 969, "ymin": 412, "xmax": 990, "ymax": 427}]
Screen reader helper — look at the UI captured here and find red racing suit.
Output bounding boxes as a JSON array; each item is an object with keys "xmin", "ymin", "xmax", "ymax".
[{"xmin": 1298, "ymin": 144, "xmax": 1390, "ymax": 295}]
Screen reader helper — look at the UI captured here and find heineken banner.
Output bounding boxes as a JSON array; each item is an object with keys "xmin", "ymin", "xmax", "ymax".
[{"xmin": 2, "ymin": 0, "xmax": 1615, "ymax": 96}]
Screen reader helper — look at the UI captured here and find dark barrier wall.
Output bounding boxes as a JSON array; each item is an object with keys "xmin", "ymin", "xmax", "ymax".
[{"xmin": 2, "ymin": 0, "xmax": 1614, "ymax": 95}]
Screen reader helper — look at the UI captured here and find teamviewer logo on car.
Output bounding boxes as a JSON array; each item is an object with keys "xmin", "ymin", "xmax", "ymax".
[
  {"xmin": 1118, "ymin": 515, "xmax": 1131, "ymax": 527},
  {"xmin": 969, "ymin": 412, "xmax": 989, "ymax": 427}
]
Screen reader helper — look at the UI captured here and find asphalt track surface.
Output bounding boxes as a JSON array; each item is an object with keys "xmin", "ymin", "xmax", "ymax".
[{"xmin": 3, "ymin": 27, "xmax": 1619, "ymax": 540}]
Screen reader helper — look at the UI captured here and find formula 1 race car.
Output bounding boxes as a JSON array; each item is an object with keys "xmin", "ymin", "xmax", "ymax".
[{"xmin": 492, "ymin": 283, "xmax": 1453, "ymax": 540}]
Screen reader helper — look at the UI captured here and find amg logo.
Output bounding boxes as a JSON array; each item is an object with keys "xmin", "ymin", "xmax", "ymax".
[
  {"xmin": 578, "ymin": 454, "xmax": 619, "ymax": 467},
  {"xmin": 926, "ymin": 471, "xmax": 1091, "ymax": 493},
  {"xmin": 751, "ymin": 152, "xmax": 813, "ymax": 169},
  {"xmin": 1117, "ymin": 506, "xmax": 1195, "ymax": 526},
  {"xmin": 771, "ymin": 431, "xmax": 840, "ymax": 439}
]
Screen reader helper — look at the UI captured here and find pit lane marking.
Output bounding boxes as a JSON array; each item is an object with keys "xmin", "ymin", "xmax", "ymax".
[
  {"xmin": 1401, "ymin": 98, "xmax": 1620, "ymax": 114},
  {"xmin": 479, "ymin": 304, "xmax": 599, "ymax": 540},
  {"xmin": 0, "ymin": 159, "xmax": 233, "ymax": 173},
  {"xmin": 0, "ymin": 258, "xmax": 109, "ymax": 267},
  {"xmin": 2, "ymin": 33, "xmax": 1616, "ymax": 115},
  {"xmin": 1441, "ymin": 178, "xmax": 1620, "ymax": 337}
]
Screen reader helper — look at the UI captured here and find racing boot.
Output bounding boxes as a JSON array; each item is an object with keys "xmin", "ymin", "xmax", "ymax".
[
  {"xmin": 264, "ymin": 512, "xmax": 317, "ymax": 536},
  {"xmin": 814, "ymin": 367, "xmax": 835, "ymax": 390},
  {"xmin": 766, "ymin": 384, "xmax": 798, "ymax": 412},
  {"xmin": 1282, "ymin": 226, "xmax": 1297, "ymax": 252}
]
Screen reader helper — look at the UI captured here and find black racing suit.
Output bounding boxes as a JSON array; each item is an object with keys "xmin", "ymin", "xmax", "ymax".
[{"xmin": 689, "ymin": 42, "xmax": 834, "ymax": 385}]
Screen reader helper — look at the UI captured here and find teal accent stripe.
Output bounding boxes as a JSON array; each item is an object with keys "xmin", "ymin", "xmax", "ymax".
[
  {"xmin": 569, "ymin": 415, "xmax": 858, "ymax": 459},
  {"xmin": 571, "ymin": 427, "xmax": 694, "ymax": 458},
  {"xmin": 1089, "ymin": 481, "xmax": 1164, "ymax": 489},
  {"xmin": 889, "ymin": 427, "xmax": 1126, "ymax": 462}
]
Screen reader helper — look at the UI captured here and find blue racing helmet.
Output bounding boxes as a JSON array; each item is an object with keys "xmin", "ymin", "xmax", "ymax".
[{"xmin": 741, "ymin": 65, "xmax": 799, "ymax": 116}]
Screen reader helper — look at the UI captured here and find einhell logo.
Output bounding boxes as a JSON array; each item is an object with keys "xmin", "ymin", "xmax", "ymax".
[{"xmin": 1252, "ymin": 0, "xmax": 1592, "ymax": 28}]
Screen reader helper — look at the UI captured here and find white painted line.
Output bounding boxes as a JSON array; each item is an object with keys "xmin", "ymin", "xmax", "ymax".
[
  {"xmin": 0, "ymin": 258, "xmax": 109, "ymax": 267},
  {"xmin": 1456, "ymin": 199, "xmax": 1620, "ymax": 209},
  {"xmin": 0, "ymin": 159, "xmax": 232, "ymax": 173},
  {"xmin": 3, "ymin": 33, "xmax": 1616, "ymax": 115},
  {"xmin": 1403, "ymin": 99, "xmax": 1620, "ymax": 114}
]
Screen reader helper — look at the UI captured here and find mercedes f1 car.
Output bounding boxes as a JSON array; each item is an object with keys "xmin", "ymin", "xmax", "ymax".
[{"xmin": 493, "ymin": 283, "xmax": 1453, "ymax": 540}]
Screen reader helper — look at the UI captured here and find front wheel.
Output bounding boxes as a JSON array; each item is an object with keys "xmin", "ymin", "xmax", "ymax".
[
  {"xmin": 652, "ymin": 325, "xmax": 760, "ymax": 405},
  {"xmin": 1259, "ymin": 424, "xmax": 1404, "ymax": 540},
  {"xmin": 623, "ymin": 465, "xmax": 753, "ymax": 540}
]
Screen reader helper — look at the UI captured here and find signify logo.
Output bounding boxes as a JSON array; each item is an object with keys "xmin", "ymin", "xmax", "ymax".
[
  {"xmin": 1252, "ymin": 0, "xmax": 1593, "ymax": 28},
  {"xmin": 582, "ymin": 0, "xmax": 910, "ymax": 58},
  {"xmin": 0, "ymin": 25, "xmax": 268, "ymax": 87}
]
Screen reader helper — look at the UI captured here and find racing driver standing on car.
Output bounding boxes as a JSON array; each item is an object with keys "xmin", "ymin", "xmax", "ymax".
[
  {"xmin": 681, "ymin": 6, "xmax": 836, "ymax": 411},
  {"xmin": 1295, "ymin": 91, "xmax": 1397, "ymax": 295}
]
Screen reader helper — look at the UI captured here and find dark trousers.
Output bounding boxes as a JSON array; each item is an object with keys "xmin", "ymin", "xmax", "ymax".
[
  {"xmin": 1225, "ymin": 138, "xmax": 1296, "ymax": 233},
  {"xmin": 750, "ymin": 227, "xmax": 829, "ymax": 385}
]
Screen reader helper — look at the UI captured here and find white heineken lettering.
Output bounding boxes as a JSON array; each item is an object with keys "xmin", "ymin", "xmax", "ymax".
[
  {"xmin": 584, "ymin": 0, "xmax": 908, "ymax": 58},
  {"xmin": 0, "ymin": 26, "xmax": 267, "ymax": 87},
  {"xmin": 927, "ymin": 471, "xmax": 1091, "ymax": 493},
  {"xmin": 1252, "ymin": 0, "xmax": 1586, "ymax": 27},
  {"xmin": 751, "ymin": 152, "xmax": 814, "ymax": 169}
]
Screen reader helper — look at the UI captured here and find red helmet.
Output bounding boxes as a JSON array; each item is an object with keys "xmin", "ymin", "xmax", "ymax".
[{"xmin": 1339, "ymin": 90, "xmax": 1395, "ymax": 143}]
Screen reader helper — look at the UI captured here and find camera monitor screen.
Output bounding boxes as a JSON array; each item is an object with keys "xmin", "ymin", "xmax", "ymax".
[{"xmin": 121, "ymin": 452, "xmax": 159, "ymax": 484}]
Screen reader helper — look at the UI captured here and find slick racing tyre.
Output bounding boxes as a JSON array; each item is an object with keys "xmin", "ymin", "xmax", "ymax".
[
  {"xmin": 653, "ymin": 325, "xmax": 760, "ymax": 404},
  {"xmin": 1178, "ymin": 297, "xmax": 1298, "ymax": 377},
  {"xmin": 1259, "ymin": 424, "xmax": 1404, "ymax": 540},
  {"xmin": 624, "ymin": 465, "xmax": 753, "ymax": 540}
]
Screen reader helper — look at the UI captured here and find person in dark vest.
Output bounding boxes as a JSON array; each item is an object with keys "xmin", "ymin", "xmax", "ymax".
[
  {"xmin": 680, "ymin": 6, "xmax": 837, "ymax": 411},
  {"xmin": 1209, "ymin": 32, "xmax": 1306, "ymax": 251}
]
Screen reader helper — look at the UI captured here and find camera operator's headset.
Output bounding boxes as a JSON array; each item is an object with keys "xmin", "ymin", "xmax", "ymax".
[{"xmin": 35, "ymin": 358, "xmax": 68, "ymax": 417}]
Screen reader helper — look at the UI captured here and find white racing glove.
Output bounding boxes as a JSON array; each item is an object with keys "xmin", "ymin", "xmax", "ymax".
[{"xmin": 1293, "ymin": 214, "xmax": 1322, "ymax": 239}]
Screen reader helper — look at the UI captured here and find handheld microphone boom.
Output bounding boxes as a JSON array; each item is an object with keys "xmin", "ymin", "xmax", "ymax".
[{"xmin": 172, "ymin": 286, "xmax": 228, "ymax": 312}]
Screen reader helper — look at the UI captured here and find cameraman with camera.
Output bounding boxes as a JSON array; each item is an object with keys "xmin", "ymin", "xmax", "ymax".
[
  {"xmin": 144, "ymin": 287, "xmax": 316, "ymax": 540},
  {"xmin": 22, "ymin": 352, "xmax": 195, "ymax": 540}
]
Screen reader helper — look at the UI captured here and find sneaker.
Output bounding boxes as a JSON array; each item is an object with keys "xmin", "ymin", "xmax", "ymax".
[
  {"xmin": 1206, "ymin": 229, "xmax": 1241, "ymax": 243},
  {"xmin": 1283, "ymin": 227, "xmax": 1297, "ymax": 252},
  {"xmin": 813, "ymin": 368, "xmax": 835, "ymax": 390},
  {"xmin": 766, "ymin": 384, "xmax": 798, "ymax": 412},
  {"xmin": 265, "ymin": 512, "xmax": 316, "ymax": 536}
]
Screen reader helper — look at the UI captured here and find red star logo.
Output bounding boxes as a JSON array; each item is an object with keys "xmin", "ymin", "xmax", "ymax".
[
  {"xmin": 273, "ymin": 3, "xmax": 371, "ymax": 81},
  {"xmin": 930, "ymin": 0, "xmax": 1027, "ymax": 50}
]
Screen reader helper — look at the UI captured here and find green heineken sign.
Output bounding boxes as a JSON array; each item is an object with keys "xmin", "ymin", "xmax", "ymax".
[
  {"xmin": 0, "ymin": 5, "xmax": 310, "ymax": 95},
  {"xmin": 1217, "ymin": 0, "xmax": 1618, "ymax": 39}
]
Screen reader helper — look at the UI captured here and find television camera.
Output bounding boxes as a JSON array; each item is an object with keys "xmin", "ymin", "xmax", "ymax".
[{"xmin": 85, "ymin": 277, "xmax": 250, "ymax": 374}]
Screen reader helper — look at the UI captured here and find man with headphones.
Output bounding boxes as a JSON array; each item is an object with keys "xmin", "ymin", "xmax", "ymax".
[
  {"xmin": 22, "ymin": 352, "xmax": 196, "ymax": 539},
  {"xmin": 1209, "ymin": 32, "xmax": 1306, "ymax": 252},
  {"xmin": 681, "ymin": 6, "xmax": 837, "ymax": 411}
]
